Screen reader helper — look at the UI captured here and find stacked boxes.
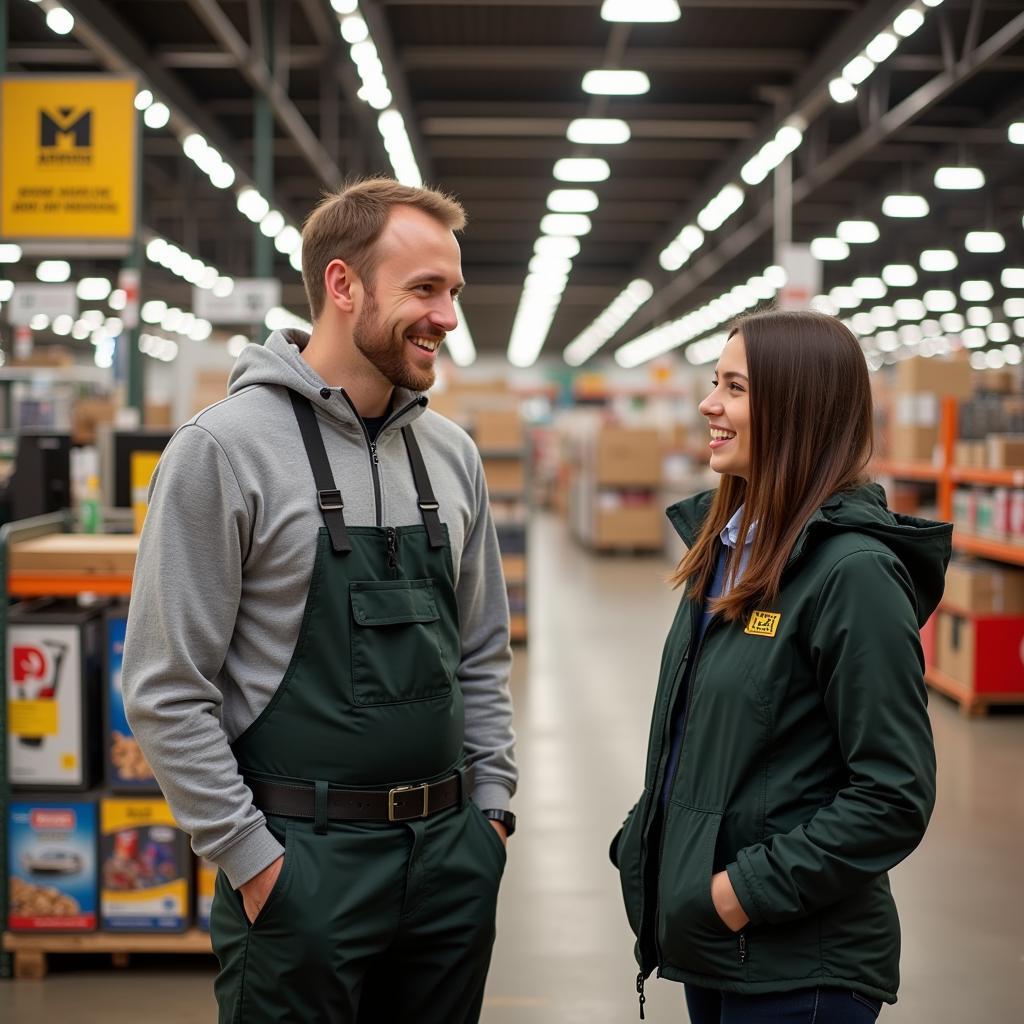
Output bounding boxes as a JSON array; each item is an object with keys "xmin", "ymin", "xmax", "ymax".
[
  {"xmin": 100, "ymin": 799, "xmax": 191, "ymax": 931},
  {"xmin": 7, "ymin": 801, "xmax": 98, "ymax": 931},
  {"xmin": 890, "ymin": 357, "xmax": 972, "ymax": 462}
]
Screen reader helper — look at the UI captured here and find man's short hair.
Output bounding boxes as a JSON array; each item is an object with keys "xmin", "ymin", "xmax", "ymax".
[{"xmin": 301, "ymin": 177, "xmax": 466, "ymax": 320}]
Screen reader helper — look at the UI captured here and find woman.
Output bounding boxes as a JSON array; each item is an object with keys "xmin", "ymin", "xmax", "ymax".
[{"xmin": 611, "ymin": 310, "xmax": 947, "ymax": 1023}]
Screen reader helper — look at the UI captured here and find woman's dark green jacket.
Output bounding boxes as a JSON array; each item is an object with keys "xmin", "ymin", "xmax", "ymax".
[{"xmin": 612, "ymin": 483, "xmax": 949, "ymax": 1004}]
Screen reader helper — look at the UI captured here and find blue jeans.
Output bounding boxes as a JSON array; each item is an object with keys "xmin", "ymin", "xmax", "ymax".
[{"xmin": 685, "ymin": 985, "xmax": 883, "ymax": 1023}]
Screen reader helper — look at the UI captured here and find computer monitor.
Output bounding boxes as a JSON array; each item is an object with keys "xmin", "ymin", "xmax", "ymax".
[{"xmin": 107, "ymin": 430, "xmax": 174, "ymax": 508}]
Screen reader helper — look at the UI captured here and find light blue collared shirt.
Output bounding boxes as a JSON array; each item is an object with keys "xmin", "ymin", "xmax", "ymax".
[{"xmin": 720, "ymin": 504, "xmax": 756, "ymax": 591}]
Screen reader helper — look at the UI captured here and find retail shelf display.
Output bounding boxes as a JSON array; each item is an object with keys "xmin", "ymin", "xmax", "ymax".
[{"xmin": 877, "ymin": 393, "xmax": 1024, "ymax": 714}]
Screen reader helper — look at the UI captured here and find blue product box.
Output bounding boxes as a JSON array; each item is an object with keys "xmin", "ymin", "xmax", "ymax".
[
  {"xmin": 8, "ymin": 801, "xmax": 98, "ymax": 931},
  {"xmin": 106, "ymin": 608, "xmax": 159, "ymax": 791}
]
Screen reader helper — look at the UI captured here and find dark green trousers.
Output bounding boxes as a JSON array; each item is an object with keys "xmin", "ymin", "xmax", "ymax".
[{"xmin": 211, "ymin": 802, "xmax": 506, "ymax": 1024}]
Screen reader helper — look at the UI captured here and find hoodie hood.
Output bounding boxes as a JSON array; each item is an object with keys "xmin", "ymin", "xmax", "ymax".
[
  {"xmin": 668, "ymin": 482, "xmax": 952, "ymax": 626},
  {"xmin": 228, "ymin": 329, "xmax": 428, "ymax": 432}
]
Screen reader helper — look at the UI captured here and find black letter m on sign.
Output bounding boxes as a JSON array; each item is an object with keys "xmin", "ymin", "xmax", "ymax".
[{"xmin": 40, "ymin": 108, "xmax": 92, "ymax": 148}]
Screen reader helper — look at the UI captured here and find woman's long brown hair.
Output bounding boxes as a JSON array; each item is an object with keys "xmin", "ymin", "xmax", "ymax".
[{"xmin": 671, "ymin": 309, "xmax": 874, "ymax": 620}]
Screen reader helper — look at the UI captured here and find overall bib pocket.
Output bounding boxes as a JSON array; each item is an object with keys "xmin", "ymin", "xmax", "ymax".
[{"xmin": 350, "ymin": 579, "xmax": 451, "ymax": 705}]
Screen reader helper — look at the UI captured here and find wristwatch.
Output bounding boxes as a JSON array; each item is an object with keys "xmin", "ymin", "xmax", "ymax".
[{"xmin": 481, "ymin": 808, "xmax": 516, "ymax": 837}]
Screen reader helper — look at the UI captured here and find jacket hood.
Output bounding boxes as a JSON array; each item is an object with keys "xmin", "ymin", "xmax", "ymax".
[
  {"xmin": 667, "ymin": 482, "xmax": 952, "ymax": 626},
  {"xmin": 228, "ymin": 329, "xmax": 428, "ymax": 431}
]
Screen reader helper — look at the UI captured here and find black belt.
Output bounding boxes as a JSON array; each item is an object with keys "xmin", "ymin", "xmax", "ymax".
[{"xmin": 246, "ymin": 770, "xmax": 470, "ymax": 824}]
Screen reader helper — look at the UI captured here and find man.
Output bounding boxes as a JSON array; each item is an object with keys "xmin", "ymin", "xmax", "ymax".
[{"xmin": 123, "ymin": 178, "xmax": 516, "ymax": 1023}]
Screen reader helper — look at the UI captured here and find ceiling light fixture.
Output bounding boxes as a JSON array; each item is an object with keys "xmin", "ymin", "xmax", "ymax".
[
  {"xmin": 553, "ymin": 158, "xmax": 610, "ymax": 183},
  {"xmin": 601, "ymin": 0, "xmax": 681, "ymax": 22},
  {"xmin": 934, "ymin": 166, "xmax": 985, "ymax": 190},
  {"xmin": 566, "ymin": 118, "xmax": 631, "ymax": 145},
  {"xmin": 582, "ymin": 70, "xmax": 650, "ymax": 96}
]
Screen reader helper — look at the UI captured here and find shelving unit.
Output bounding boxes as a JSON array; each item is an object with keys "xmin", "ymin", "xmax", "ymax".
[
  {"xmin": 876, "ymin": 396, "xmax": 1024, "ymax": 715},
  {"xmin": 0, "ymin": 512, "xmax": 213, "ymax": 978}
]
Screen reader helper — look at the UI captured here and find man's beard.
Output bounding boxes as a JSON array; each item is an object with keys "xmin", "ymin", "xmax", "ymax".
[{"xmin": 353, "ymin": 289, "xmax": 437, "ymax": 392}]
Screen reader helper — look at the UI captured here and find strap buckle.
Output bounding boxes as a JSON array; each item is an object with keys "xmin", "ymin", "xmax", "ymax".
[
  {"xmin": 318, "ymin": 488, "xmax": 344, "ymax": 511},
  {"xmin": 388, "ymin": 783, "xmax": 430, "ymax": 822},
  {"xmin": 418, "ymin": 500, "xmax": 439, "ymax": 511}
]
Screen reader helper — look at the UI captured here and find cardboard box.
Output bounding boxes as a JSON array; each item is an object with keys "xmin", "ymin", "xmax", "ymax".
[
  {"xmin": 196, "ymin": 857, "xmax": 216, "ymax": 931},
  {"xmin": 936, "ymin": 610, "xmax": 1024, "ymax": 695},
  {"xmin": 896, "ymin": 357, "xmax": 973, "ymax": 398},
  {"xmin": 9, "ymin": 535, "xmax": 139, "ymax": 576},
  {"xmin": 889, "ymin": 424, "xmax": 937, "ymax": 462},
  {"xmin": 7, "ymin": 600, "xmax": 102, "ymax": 789},
  {"xmin": 474, "ymin": 410, "xmax": 523, "ymax": 452},
  {"xmin": 482, "ymin": 457, "xmax": 526, "ymax": 496},
  {"xmin": 8, "ymin": 801, "xmax": 98, "ymax": 931},
  {"xmin": 100, "ymin": 799, "xmax": 191, "ymax": 931},
  {"xmin": 987, "ymin": 435, "xmax": 1024, "ymax": 470},
  {"xmin": 943, "ymin": 562, "xmax": 1024, "ymax": 614},
  {"xmin": 596, "ymin": 428, "xmax": 662, "ymax": 487},
  {"xmin": 71, "ymin": 398, "xmax": 118, "ymax": 446},
  {"xmin": 595, "ymin": 506, "xmax": 663, "ymax": 550},
  {"xmin": 106, "ymin": 608, "xmax": 159, "ymax": 791}
]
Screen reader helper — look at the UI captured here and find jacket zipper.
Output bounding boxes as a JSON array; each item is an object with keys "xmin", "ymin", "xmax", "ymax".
[
  {"xmin": 336, "ymin": 390, "xmax": 423, "ymax": 527},
  {"xmin": 738, "ymin": 931, "xmax": 748, "ymax": 965},
  {"xmin": 645, "ymin": 599, "xmax": 722, "ymax": 986}
]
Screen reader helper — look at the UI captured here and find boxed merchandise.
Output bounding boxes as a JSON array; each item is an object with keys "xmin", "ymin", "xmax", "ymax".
[
  {"xmin": 889, "ymin": 424, "xmax": 937, "ymax": 463},
  {"xmin": 9, "ymin": 534, "xmax": 139, "ymax": 576},
  {"xmin": 986, "ymin": 435, "xmax": 1024, "ymax": 470},
  {"xmin": 100, "ymin": 798, "xmax": 191, "ymax": 931},
  {"xmin": 7, "ymin": 599, "xmax": 103, "ymax": 789},
  {"xmin": 482, "ymin": 457, "xmax": 526, "ymax": 495},
  {"xmin": 896, "ymin": 356, "xmax": 973, "ymax": 398},
  {"xmin": 474, "ymin": 410, "xmax": 523, "ymax": 452},
  {"xmin": 105, "ymin": 606, "xmax": 159, "ymax": 791},
  {"xmin": 943, "ymin": 562, "xmax": 1024, "ymax": 614},
  {"xmin": 936, "ymin": 610, "xmax": 1024, "ymax": 695},
  {"xmin": 8, "ymin": 801, "xmax": 98, "ymax": 931},
  {"xmin": 595, "ymin": 506, "xmax": 663, "ymax": 550},
  {"xmin": 196, "ymin": 857, "xmax": 217, "ymax": 931},
  {"xmin": 595, "ymin": 428, "xmax": 661, "ymax": 487}
]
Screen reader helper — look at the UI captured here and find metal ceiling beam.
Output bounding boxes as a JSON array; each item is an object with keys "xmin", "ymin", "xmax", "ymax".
[
  {"xmin": 421, "ymin": 118, "xmax": 755, "ymax": 140},
  {"xmin": 152, "ymin": 45, "xmax": 326, "ymax": 70},
  {"xmin": 627, "ymin": 8, "xmax": 1024, "ymax": 336},
  {"xmin": 59, "ymin": 0, "xmax": 298, "ymax": 223},
  {"xmin": 401, "ymin": 46, "xmax": 808, "ymax": 73},
  {"xmin": 183, "ymin": 0, "xmax": 343, "ymax": 188}
]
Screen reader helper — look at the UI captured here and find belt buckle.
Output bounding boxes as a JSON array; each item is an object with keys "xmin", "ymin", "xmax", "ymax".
[{"xmin": 388, "ymin": 783, "xmax": 429, "ymax": 822}]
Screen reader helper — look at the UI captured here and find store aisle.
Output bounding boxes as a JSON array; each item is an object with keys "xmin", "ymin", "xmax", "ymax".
[{"xmin": 2, "ymin": 513, "xmax": 1022, "ymax": 1022}]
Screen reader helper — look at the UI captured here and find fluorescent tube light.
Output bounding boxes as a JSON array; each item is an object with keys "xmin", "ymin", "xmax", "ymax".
[
  {"xmin": 546, "ymin": 189, "xmax": 599, "ymax": 214},
  {"xmin": 810, "ymin": 237, "xmax": 850, "ymax": 261},
  {"xmin": 934, "ymin": 166, "xmax": 985, "ymax": 190},
  {"xmin": 965, "ymin": 231, "xmax": 1005, "ymax": 253},
  {"xmin": 919, "ymin": 249, "xmax": 957, "ymax": 272},
  {"xmin": 601, "ymin": 0, "xmax": 681, "ymax": 22},
  {"xmin": 567, "ymin": 119, "xmax": 630, "ymax": 145},
  {"xmin": 882, "ymin": 194, "xmax": 929, "ymax": 218},
  {"xmin": 882, "ymin": 264, "xmax": 917, "ymax": 287},
  {"xmin": 553, "ymin": 158, "xmax": 610, "ymax": 182},
  {"xmin": 837, "ymin": 220, "xmax": 880, "ymax": 243}
]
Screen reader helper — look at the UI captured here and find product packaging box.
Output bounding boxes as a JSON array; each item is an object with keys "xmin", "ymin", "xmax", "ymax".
[
  {"xmin": 482, "ymin": 457, "xmax": 526, "ymax": 496},
  {"xmin": 9, "ymin": 535, "xmax": 139, "ymax": 576},
  {"xmin": 7, "ymin": 599, "xmax": 103, "ymax": 789},
  {"xmin": 8, "ymin": 801, "xmax": 98, "ymax": 931},
  {"xmin": 986, "ymin": 435, "xmax": 1024, "ymax": 470},
  {"xmin": 196, "ymin": 857, "xmax": 217, "ymax": 931},
  {"xmin": 100, "ymin": 799, "xmax": 191, "ymax": 931},
  {"xmin": 896, "ymin": 357, "xmax": 974, "ymax": 398},
  {"xmin": 474, "ymin": 410, "xmax": 523, "ymax": 452},
  {"xmin": 105, "ymin": 607, "xmax": 159, "ymax": 791},
  {"xmin": 595, "ymin": 428, "xmax": 662, "ymax": 487},
  {"xmin": 943, "ymin": 562, "xmax": 1024, "ymax": 615},
  {"xmin": 936, "ymin": 610, "xmax": 1024, "ymax": 695},
  {"xmin": 595, "ymin": 506, "xmax": 663, "ymax": 550}
]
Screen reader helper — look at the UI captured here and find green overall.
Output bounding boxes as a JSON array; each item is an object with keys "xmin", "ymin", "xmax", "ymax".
[{"xmin": 210, "ymin": 392, "xmax": 506, "ymax": 1024}]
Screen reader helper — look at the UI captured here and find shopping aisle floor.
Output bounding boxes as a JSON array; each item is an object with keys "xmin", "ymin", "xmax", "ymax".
[{"xmin": 2, "ymin": 513, "xmax": 1022, "ymax": 1022}]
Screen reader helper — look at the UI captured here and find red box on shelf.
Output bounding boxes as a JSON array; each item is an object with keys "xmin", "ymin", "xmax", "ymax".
[
  {"xmin": 936, "ymin": 610, "xmax": 1024, "ymax": 695},
  {"xmin": 919, "ymin": 612, "xmax": 937, "ymax": 670}
]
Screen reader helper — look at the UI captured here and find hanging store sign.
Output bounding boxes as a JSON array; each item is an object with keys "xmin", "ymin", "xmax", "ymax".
[
  {"xmin": 7, "ymin": 283, "xmax": 78, "ymax": 325},
  {"xmin": 193, "ymin": 278, "xmax": 281, "ymax": 324},
  {"xmin": 0, "ymin": 75, "xmax": 138, "ymax": 240},
  {"xmin": 777, "ymin": 243, "xmax": 821, "ymax": 310}
]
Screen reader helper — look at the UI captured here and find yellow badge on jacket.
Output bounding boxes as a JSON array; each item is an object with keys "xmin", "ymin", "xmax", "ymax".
[{"xmin": 745, "ymin": 610, "xmax": 781, "ymax": 637}]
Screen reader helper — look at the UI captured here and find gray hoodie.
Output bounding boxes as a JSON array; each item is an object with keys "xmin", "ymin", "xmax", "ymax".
[{"xmin": 122, "ymin": 330, "xmax": 516, "ymax": 889}]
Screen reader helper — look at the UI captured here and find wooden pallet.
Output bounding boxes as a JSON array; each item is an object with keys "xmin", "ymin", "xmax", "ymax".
[
  {"xmin": 2, "ymin": 929, "xmax": 214, "ymax": 979},
  {"xmin": 924, "ymin": 667, "xmax": 1024, "ymax": 718}
]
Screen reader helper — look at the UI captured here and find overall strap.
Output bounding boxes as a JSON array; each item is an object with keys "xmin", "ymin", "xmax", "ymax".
[
  {"xmin": 288, "ymin": 390, "xmax": 352, "ymax": 554},
  {"xmin": 401, "ymin": 424, "xmax": 444, "ymax": 549}
]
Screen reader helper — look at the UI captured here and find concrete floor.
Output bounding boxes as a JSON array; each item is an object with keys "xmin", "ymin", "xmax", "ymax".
[{"xmin": 2, "ymin": 512, "xmax": 1023, "ymax": 1022}]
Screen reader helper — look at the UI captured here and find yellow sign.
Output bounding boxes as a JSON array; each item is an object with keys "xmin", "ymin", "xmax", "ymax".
[
  {"xmin": 131, "ymin": 451, "xmax": 162, "ymax": 534},
  {"xmin": 8, "ymin": 699, "xmax": 59, "ymax": 736},
  {"xmin": 101, "ymin": 798, "xmax": 176, "ymax": 834},
  {"xmin": 1, "ymin": 75, "xmax": 137, "ymax": 239},
  {"xmin": 745, "ymin": 610, "xmax": 782, "ymax": 638}
]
